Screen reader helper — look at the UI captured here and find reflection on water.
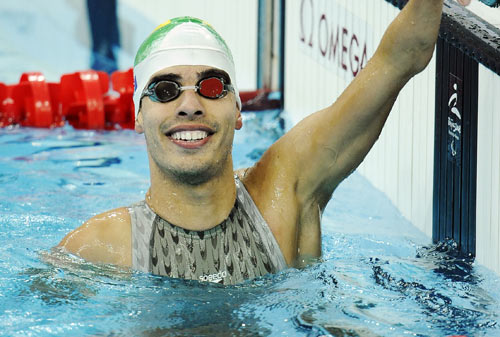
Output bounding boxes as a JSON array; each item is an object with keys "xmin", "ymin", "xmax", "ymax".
[
  {"xmin": 12, "ymin": 240, "xmax": 498, "ymax": 337},
  {"xmin": 301, "ymin": 240, "xmax": 499, "ymax": 337},
  {"xmin": 20, "ymin": 250, "xmax": 275, "ymax": 336}
]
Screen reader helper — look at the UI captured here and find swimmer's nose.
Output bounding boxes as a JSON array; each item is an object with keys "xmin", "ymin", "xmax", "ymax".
[{"xmin": 175, "ymin": 89, "xmax": 205, "ymax": 119}]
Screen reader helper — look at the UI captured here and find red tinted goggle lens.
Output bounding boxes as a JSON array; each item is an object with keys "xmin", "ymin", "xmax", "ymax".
[
  {"xmin": 198, "ymin": 77, "xmax": 225, "ymax": 98},
  {"xmin": 148, "ymin": 77, "xmax": 228, "ymax": 103}
]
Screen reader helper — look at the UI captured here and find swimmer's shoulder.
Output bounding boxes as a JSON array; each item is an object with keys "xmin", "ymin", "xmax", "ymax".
[
  {"xmin": 236, "ymin": 150, "xmax": 305, "ymax": 266},
  {"xmin": 57, "ymin": 207, "xmax": 132, "ymax": 267}
]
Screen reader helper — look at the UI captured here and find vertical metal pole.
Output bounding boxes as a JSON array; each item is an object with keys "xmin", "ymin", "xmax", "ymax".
[
  {"xmin": 257, "ymin": 0, "xmax": 274, "ymax": 90},
  {"xmin": 257, "ymin": 0, "xmax": 265, "ymax": 89},
  {"xmin": 257, "ymin": 0, "xmax": 285, "ymax": 109},
  {"xmin": 279, "ymin": 0, "xmax": 286, "ymax": 109}
]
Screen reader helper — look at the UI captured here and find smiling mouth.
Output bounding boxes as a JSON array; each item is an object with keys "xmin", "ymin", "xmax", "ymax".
[
  {"xmin": 170, "ymin": 130, "xmax": 209, "ymax": 141},
  {"xmin": 165, "ymin": 127, "xmax": 215, "ymax": 148}
]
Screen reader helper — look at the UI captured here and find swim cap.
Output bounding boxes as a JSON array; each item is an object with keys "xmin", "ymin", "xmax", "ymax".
[{"xmin": 133, "ymin": 16, "xmax": 241, "ymax": 117}]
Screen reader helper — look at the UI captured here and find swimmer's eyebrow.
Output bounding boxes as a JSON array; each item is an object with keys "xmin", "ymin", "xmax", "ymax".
[
  {"xmin": 147, "ymin": 73, "xmax": 182, "ymax": 85},
  {"xmin": 198, "ymin": 69, "xmax": 231, "ymax": 84}
]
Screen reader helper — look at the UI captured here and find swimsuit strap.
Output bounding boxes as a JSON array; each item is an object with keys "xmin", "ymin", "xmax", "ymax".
[{"xmin": 129, "ymin": 178, "xmax": 287, "ymax": 284}]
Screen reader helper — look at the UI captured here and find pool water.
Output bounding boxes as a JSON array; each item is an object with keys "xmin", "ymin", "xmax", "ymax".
[{"xmin": 0, "ymin": 111, "xmax": 499, "ymax": 337}]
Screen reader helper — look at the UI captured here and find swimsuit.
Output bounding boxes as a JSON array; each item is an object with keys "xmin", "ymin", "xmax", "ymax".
[{"xmin": 128, "ymin": 178, "xmax": 287, "ymax": 285}]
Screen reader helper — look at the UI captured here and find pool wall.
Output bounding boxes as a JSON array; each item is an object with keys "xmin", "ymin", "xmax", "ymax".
[{"xmin": 283, "ymin": 0, "xmax": 500, "ymax": 275}]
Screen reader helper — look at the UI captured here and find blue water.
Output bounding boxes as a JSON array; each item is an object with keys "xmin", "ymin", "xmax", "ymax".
[
  {"xmin": 1, "ymin": 2, "xmax": 499, "ymax": 335},
  {"xmin": 1, "ymin": 111, "xmax": 499, "ymax": 337}
]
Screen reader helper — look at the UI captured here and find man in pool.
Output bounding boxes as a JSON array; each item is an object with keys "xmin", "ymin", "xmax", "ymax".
[{"xmin": 59, "ymin": 0, "xmax": 446, "ymax": 284}]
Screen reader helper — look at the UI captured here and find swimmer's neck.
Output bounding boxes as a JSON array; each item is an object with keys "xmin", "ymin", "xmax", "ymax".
[{"xmin": 145, "ymin": 160, "xmax": 237, "ymax": 231}]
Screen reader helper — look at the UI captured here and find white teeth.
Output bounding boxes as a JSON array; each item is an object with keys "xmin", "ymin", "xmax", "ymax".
[{"xmin": 171, "ymin": 130, "xmax": 208, "ymax": 141}]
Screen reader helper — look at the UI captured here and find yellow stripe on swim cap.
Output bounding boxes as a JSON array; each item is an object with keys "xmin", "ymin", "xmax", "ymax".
[{"xmin": 154, "ymin": 20, "xmax": 171, "ymax": 32}]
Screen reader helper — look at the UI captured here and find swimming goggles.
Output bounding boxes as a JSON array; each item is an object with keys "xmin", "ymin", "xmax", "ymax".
[{"xmin": 141, "ymin": 77, "xmax": 235, "ymax": 103}]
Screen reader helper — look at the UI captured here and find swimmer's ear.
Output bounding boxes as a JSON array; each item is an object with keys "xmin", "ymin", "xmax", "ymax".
[
  {"xmin": 135, "ymin": 111, "xmax": 144, "ymax": 134},
  {"xmin": 235, "ymin": 111, "xmax": 243, "ymax": 130}
]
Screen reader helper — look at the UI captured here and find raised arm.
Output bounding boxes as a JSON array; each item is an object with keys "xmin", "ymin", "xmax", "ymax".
[{"xmin": 266, "ymin": 0, "xmax": 445, "ymax": 209}]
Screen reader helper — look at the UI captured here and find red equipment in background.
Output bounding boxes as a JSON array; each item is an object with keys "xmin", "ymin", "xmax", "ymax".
[
  {"xmin": 0, "ymin": 68, "xmax": 279, "ymax": 130},
  {"xmin": 0, "ymin": 83, "xmax": 17, "ymax": 127},
  {"xmin": 60, "ymin": 70, "xmax": 108, "ymax": 129},
  {"xmin": 0, "ymin": 69, "xmax": 135, "ymax": 130},
  {"xmin": 0, "ymin": 72, "xmax": 62, "ymax": 128},
  {"xmin": 105, "ymin": 68, "xmax": 135, "ymax": 130}
]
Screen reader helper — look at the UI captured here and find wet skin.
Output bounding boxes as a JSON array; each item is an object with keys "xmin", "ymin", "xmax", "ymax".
[
  {"xmin": 137, "ymin": 66, "xmax": 242, "ymax": 188},
  {"xmin": 59, "ymin": 0, "xmax": 446, "ymax": 269}
]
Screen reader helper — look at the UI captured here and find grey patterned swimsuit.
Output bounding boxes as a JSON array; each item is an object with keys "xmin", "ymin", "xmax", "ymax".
[{"xmin": 128, "ymin": 178, "xmax": 287, "ymax": 285}]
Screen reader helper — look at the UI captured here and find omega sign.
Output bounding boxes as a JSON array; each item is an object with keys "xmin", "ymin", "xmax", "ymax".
[{"xmin": 299, "ymin": 0, "xmax": 370, "ymax": 78}]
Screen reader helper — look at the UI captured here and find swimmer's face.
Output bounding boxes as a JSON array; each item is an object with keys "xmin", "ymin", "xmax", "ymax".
[{"xmin": 135, "ymin": 65, "xmax": 242, "ymax": 184}]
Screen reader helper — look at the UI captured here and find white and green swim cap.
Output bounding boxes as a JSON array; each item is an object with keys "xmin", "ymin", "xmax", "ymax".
[{"xmin": 133, "ymin": 16, "xmax": 241, "ymax": 117}]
